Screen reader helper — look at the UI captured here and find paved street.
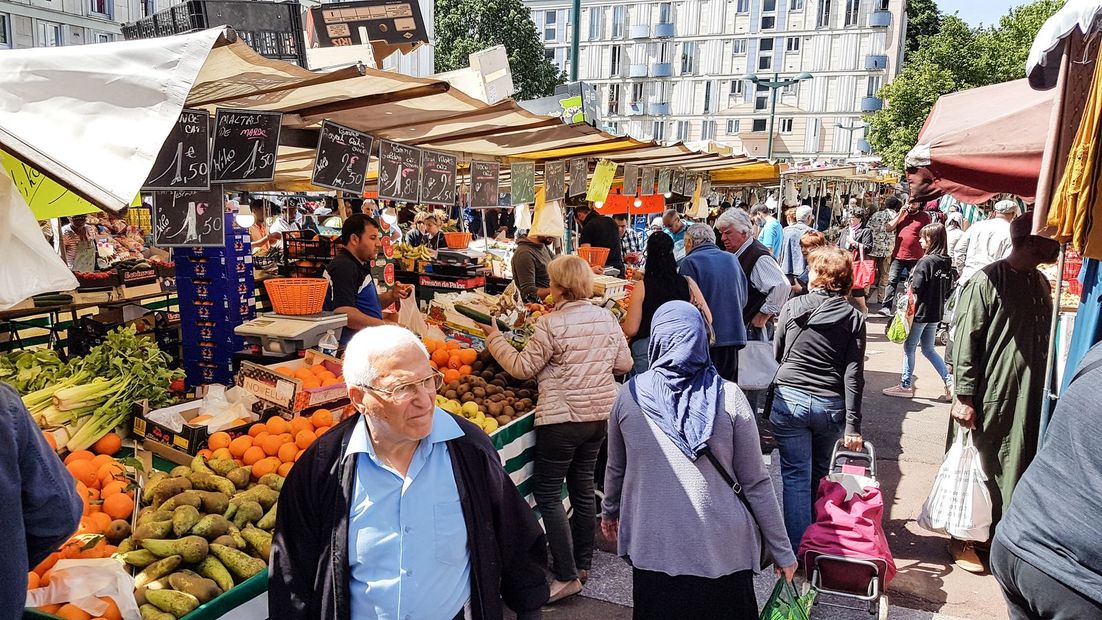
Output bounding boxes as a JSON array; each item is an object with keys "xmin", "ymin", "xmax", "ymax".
[{"xmin": 515, "ymin": 313, "xmax": 1009, "ymax": 619}]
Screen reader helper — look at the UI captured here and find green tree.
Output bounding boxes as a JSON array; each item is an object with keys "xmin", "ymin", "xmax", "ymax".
[
  {"xmin": 904, "ymin": 0, "xmax": 942, "ymax": 58},
  {"xmin": 976, "ymin": 0, "xmax": 1066, "ymax": 82},
  {"xmin": 435, "ymin": 0, "xmax": 565, "ymax": 100}
]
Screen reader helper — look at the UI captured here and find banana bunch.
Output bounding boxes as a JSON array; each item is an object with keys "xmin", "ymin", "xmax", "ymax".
[{"xmin": 393, "ymin": 243, "xmax": 434, "ymax": 261}]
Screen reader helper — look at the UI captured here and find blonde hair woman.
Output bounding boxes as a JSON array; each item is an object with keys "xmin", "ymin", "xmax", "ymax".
[{"xmin": 478, "ymin": 254, "xmax": 633, "ymax": 602}]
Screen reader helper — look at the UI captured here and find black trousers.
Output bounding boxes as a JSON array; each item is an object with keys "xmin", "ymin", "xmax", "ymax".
[
  {"xmin": 533, "ymin": 421, "xmax": 607, "ymax": 581},
  {"xmin": 991, "ymin": 538, "xmax": 1102, "ymax": 620},
  {"xmin": 710, "ymin": 345, "xmax": 740, "ymax": 383},
  {"xmin": 633, "ymin": 567, "xmax": 758, "ymax": 619}
]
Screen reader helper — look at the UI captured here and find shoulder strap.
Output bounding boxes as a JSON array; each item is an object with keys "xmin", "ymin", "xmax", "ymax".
[
  {"xmin": 1069, "ymin": 355, "xmax": 1102, "ymax": 387},
  {"xmin": 699, "ymin": 445, "xmax": 761, "ymax": 528}
]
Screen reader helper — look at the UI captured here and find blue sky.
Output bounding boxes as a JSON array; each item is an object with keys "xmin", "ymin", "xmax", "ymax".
[{"xmin": 937, "ymin": 0, "xmax": 1021, "ymax": 27}]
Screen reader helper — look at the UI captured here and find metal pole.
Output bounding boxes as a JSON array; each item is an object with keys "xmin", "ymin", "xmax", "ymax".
[
  {"xmin": 1038, "ymin": 242, "xmax": 1067, "ymax": 449},
  {"xmin": 569, "ymin": 0, "xmax": 581, "ymax": 81},
  {"xmin": 766, "ymin": 82, "xmax": 779, "ymax": 160}
]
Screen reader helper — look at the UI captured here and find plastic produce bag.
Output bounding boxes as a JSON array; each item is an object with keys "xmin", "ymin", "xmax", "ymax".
[
  {"xmin": 26, "ymin": 559, "xmax": 140, "ymax": 619},
  {"xmin": 397, "ymin": 296, "xmax": 430, "ymax": 337},
  {"xmin": 887, "ymin": 285, "xmax": 916, "ymax": 344},
  {"xmin": 917, "ymin": 429, "xmax": 993, "ymax": 541},
  {"xmin": 0, "ymin": 167, "xmax": 79, "ymax": 309},
  {"xmin": 529, "ymin": 190, "xmax": 565, "ymax": 238},
  {"xmin": 759, "ymin": 577, "xmax": 814, "ymax": 620}
]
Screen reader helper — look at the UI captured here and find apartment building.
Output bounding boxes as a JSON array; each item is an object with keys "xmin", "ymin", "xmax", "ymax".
[
  {"xmin": 0, "ymin": 0, "xmax": 175, "ymax": 49},
  {"xmin": 524, "ymin": 0, "xmax": 907, "ymax": 160}
]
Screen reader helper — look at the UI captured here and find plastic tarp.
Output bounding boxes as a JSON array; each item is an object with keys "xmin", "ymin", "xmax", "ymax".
[
  {"xmin": 0, "ymin": 167, "xmax": 78, "ymax": 308},
  {"xmin": 904, "ymin": 79, "xmax": 1055, "ymax": 204},
  {"xmin": 1027, "ymin": 0, "xmax": 1102, "ymax": 90}
]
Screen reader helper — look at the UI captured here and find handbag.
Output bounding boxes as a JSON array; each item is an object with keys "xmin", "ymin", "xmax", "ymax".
[
  {"xmin": 762, "ymin": 299, "xmax": 839, "ymax": 417},
  {"xmin": 700, "ymin": 445, "xmax": 775, "ymax": 571},
  {"xmin": 738, "ymin": 330, "xmax": 779, "ymax": 391},
  {"xmin": 917, "ymin": 427, "xmax": 993, "ymax": 541},
  {"xmin": 759, "ymin": 577, "xmax": 815, "ymax": 620},
  {"xmin": 852, "ymin": 246, "xmax": 877, "ymax": 289}
]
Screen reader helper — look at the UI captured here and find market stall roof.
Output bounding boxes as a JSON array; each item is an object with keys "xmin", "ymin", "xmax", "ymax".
[
  {"xmin": 904, "ymin": 79, "xmax": 1055, "ymax": 203},
  {"xmin": 1027, "ymin": 0, "xmax": 1102, "ymax": 89}
]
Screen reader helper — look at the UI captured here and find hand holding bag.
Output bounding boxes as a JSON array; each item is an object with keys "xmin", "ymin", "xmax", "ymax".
[
  {"xmin": 759, "ymin": 576, "xmax": 815, "ymax": 620},
  {"xmin": 916, "ymin": 427, "xmax": 993, "ymax": 542},
  {"xmin": 851, "ymin": 246, "xmax": 877, "ymax": 290}
]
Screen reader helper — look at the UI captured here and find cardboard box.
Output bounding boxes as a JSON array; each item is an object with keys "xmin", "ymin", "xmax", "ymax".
[
  {"xmin": 131, "ymin": 400, "xmax": 253, "ymax": 462},
  {"xmin": 236, "ymin": 350, "xmax": 347, "ymax": 413}
]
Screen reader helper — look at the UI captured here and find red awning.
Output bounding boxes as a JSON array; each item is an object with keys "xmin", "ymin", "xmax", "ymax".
[
  {"xmin": 905, "ymin": 79, "xmax": 1055, "ymax": 204},
  {"xmin": 594, "ymin": 187, "xmax": 667, "ymax": 215}
]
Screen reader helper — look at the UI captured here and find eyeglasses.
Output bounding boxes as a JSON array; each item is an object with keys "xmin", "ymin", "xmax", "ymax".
[{"xmin": 362, "ymin": 370, "xmax": 444, "ymax": 403}]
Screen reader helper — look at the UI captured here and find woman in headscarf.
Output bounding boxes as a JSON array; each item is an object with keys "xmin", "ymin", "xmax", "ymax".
[
  {"xmin": 945, "ymin": 211, "xmax": 965, "ymax": 257},
  {"xmin": 601, "ymin": 301, "xmax": 796, "ymax": 619}
]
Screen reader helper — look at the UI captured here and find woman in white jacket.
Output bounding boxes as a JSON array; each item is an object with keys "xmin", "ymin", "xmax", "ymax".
[{"xmin": 479, "ymin": 254, "xmax": 633, "ymax": 603}]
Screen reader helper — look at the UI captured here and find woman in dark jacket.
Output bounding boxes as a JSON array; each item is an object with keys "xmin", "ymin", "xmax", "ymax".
[
  {"xmin": 883, "ymin": 223, "xmax": 954, "ymax": 400},
  {"xmin": 837, "ymin": 206, "xmax": 873, "ymax": 314},
  {"xmin": 771, "ymin": 247, "xmax": 866, "ymax": 554}
]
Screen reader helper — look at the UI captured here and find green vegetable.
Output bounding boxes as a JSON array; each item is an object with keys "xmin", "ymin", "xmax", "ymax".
[{"xmin": 454, "ymin": 304, "xmax": 510, "ymax": 331}]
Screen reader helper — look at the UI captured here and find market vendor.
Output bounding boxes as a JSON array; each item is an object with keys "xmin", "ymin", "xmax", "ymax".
[
  {"xmin": 269, "ymin": 203, "xmax": 300, "ymax": 249},
  {"xmin": 512, "ymin": 232, "xmax": 556, "ymax": 303},
  {"xmin": 61, "ymin": 214, "xmax": 98, "ymax": 268},
  {"xmin": 406, "ymin": 213, "xmax": 443, "ymax": 249},
  {"xmin": 574, "ymin": 205, "xmax": 624, "ymax": 276},
  {"xmin": 325, "ymin": 214, "xmax": 413, "ymax": 346}
]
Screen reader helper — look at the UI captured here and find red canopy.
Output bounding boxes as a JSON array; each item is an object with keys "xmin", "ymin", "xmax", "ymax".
[{"xmin": 905, "ymin": 79, "xmax": 1055, "ymax": 203}]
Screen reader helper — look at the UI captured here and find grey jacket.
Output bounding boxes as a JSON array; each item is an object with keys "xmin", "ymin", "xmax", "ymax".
[{"xmin": 602, "ymin": 382, "xmax": 795, "ymax": 577}]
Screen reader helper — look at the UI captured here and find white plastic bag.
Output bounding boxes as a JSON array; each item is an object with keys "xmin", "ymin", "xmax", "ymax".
[
  {"xmin": 737, "ymin": 332, "xmax": 779, "ymax": 391},
  {"xmin": 396, "ymin": 297, "xmax": 430, "ymax": 337},
  {"xmin": 26, "ymin": 559, "xmax": 140, "ymax": 619},
  {"xmin": 529, "ymin": 189, "xmax": 565, "ymax": 238},
  {"xmin": 0, "ymin": 167, "xmax": 79, "ymax": 309},
  {"xmin": 917, "ymin": 429, "xmax": 993, "ymax": 541}
]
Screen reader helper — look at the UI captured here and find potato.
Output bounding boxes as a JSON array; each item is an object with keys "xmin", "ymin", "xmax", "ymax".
[
  {"xmin": 504, "ymin": 406, "xmax": 516, "ymax": 417},
  {"xmin": 473, "ymin": 387, "xmax": 486, "ymax": 398},
  {"xmin": 496, "ymin": 415, "xmax": 512, "ymax": 426},
  {"xmin": 487, "ymin": 402, "xmax": 503, "ymax": 416}
]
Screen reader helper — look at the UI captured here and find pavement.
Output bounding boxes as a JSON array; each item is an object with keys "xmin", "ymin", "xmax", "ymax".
[{"xmin": 512, "ymin": 312, "xmax": 1010, "ymax": 619}]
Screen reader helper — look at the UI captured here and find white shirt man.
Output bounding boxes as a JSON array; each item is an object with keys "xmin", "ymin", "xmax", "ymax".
[{"xmin": 953, "ymin": 200, "xmax": 1020, "ymax": 285}]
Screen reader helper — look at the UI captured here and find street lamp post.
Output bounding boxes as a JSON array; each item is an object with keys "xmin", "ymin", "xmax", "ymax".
[
  {"xmin": 742, "ymin": 71, "xmax": 813, "ymax": 160},
  {"xmin": 835, "ymin": 122, "xmax": 867, "ymax": 160},
  {"xmin": 569, "ymin": 0, "xmax": 581, "ymax": 81}
]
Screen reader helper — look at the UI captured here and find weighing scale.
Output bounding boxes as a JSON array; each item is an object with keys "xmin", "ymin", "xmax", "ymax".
[{"xmin": 234, "ymin": 312, "xmax": 348, "ymax": 355}]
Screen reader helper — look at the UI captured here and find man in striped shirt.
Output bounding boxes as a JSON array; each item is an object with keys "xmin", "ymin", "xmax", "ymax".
[{"xmin": 61, "ymin": 215, "xmax": 98, "ymax": 268}]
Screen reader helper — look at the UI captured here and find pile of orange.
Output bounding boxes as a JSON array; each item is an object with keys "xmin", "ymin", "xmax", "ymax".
[
  {"xmin": 425, "ymin": 339, "xmax": 478, "ymax": 384},
  {"xmin": 63, "ymin": 438, "xmax": 136, "ymax": 524},
  {"xmin": 32, "ymin": 597, "xmax": 122, "ymax": 620},
  {"xmin": 197, "ymin": 409, "xmax": 335, "ymax": 479},
  {"xmin": 274, "ymin": 362, "xmax": 345, "ymax": 390}
]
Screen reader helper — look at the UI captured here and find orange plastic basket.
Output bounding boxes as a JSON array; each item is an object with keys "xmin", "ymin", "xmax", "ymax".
[
  {"xmin": 263, "ymin": 278, "xmax": 330, "ymax": 315},
  {"xmin": 578, "ymin": 246, "xmax": 610, "ymax": 268},
  {"xmin": 444, "ymin": 232, "xmax": 473, "ymax": 249}
]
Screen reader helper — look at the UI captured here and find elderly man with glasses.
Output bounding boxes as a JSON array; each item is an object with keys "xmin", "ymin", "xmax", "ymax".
[{"xmin": 270, "ymin": 325, "xmax": 549, "ymax": 620}]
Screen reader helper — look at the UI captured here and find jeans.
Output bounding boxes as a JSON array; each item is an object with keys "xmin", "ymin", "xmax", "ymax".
[
  {"xmin": 882, "ymin": 258, "xmax": 918, "ymax": 311},
  {"xmin": 533, "ymin": 421, "xmax": 607, "ymax": 581},
  {"xmin": 902, "ymin": 321, "xmax": 951, "ymax": 388},
  {"xmin": 991, "ymin": 537, "xmax": 1102, "ymax": 619},
  {"xmin": 770, "ymin": 385, "xmax": 846, "ymax": 553},
  {"xmin": 628, "ymin": 337, "xmax": 650, "ymax": 378}
]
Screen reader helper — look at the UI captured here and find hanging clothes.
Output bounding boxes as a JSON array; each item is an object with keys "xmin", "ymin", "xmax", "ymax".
[
  {"xmin": 784, "ymin": 179, "xmax": 798, "ymax": 206},
  {"xmin": 1048, "ymin": 52, "xmax": 1102, "ymax": 256}
]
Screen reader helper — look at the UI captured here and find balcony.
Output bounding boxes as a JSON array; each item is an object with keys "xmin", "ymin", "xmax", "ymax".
[
  {"xmin": 860, "ymin": 96, "xmax": 883, "ymax": 112},
  {"xmin": 628, "ymin": 63, "xmax": 648, "ymax": 78},
  {"xmin": 630, "ymin": 24, "xmax": 650, "ymax": 39},
  {"xmin": 648, "ymin": 102, "xmax": 670, "ymax": 115},
  {"xmin": 869, "ymin": 10, "xmax": 891, "ymax": 27},
  {"xmin": 651, "ymin": 62, "xmax": 673, "ymax": 77},
  {"xmin": 864, "ymin": 54, "xmax": 888, "ymax": 70},
  {"xmin": 627, "ymin": 102, "xmax": 645, "ymax": 116},
  {"xmin": 655, "ymin": 22, "xmax": 675, "ymax": 37}
]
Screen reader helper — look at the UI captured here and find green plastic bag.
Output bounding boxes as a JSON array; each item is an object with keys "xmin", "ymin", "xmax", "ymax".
[
  {"xmin": 759, "ymin": 577, "xmax": 815, "ymax": 620},
  {"xmin": 887, "ymin": 312, "xmax": 910, "ymax": 344}
]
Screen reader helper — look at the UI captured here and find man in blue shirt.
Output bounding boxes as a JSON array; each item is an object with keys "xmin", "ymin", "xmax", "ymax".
[
  {"xmin": 751, "ymin": 204, "xmax": 784, "ymax": 257},
  {"xmin": 679, "ymin": 223, "xmax": 749, "ymax": 383},
  {"xmin": 270, "ymin": 326, "xmax": 549, "ymax": 619},
  {"xmin": 779, "ymin": 205, "xmax": 814, "ymax": 284}
]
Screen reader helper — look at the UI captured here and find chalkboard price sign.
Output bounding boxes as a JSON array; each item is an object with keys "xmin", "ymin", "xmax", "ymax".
[
  {"xmin": 544, "ymin": 161, "xmax": 566, "ymax": 202},
  {"xmin": 510, "ymin": 162, "xmax": 536, "ymax": 205},
  {"xmin": 153, "ymin": 185, "xmax": 225, "ymax": 248},
  {"xmin": 144, "ymin": 109, "xmax": 211, "ymax": 191},
  {"xmin": 470, "ymin": 161, "xmax": 500, "ymax": 208},
  {"xmin": 623, "ymin": 164, "xmax": 640, "ymax": 196},
  {"xmin": 657, "ymin": 169, "xmax": 671, "ymax": 194},
  {"xmin": 211, "ymin": 109, "xmax": 282, "ymax": 183},
  {"xmin": 312, "ymin": 121, "xmax": 373, "ymax": 193},
  {"xmin": 569, "ymin": 158, "xmax": 587, "ymax": 197},
  {"xmin": 377, "ymin": 140, "xmax": 422, "ymax": 202},
  {"xmin": 640, "ymin": 167, "xmax": 656, "ymax": 196},
  {"xmin": 419, "ymin": 150, "xmax": 457, "ymax": 205}
]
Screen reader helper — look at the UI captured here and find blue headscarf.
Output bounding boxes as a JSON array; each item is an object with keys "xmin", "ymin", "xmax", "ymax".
[{"xmin": 630, "ymin": 300, "xmax": 724, "ymax": 460}]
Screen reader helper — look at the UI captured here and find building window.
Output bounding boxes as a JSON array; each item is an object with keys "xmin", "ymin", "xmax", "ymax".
[
  {"xmin": 659, "ymin": 41, "xmax": 673, "ymax": 63},
  {"xmin": 544, "ymin": 11, "xmax": 557, "ymax": 41},
  {"xmin": 732, "ymin": 39, "xmax": 747, "ymax": 55},
  {"xmin": 654, "ymin": 121, "xmax": 666, "ymax": 141},
  {"xmin": 752, "ymin": 119, "xmax": 768, "ymax": 132},
  {"xmin": 791, "ymin": 0, "xmax": 805, "ymax": 10},
  {"xmin": 782, "ymin": 81, "xmax": 799, "ymax": 96},
  {"xmin": 631, "ymin": 82, "xmax": 645, "ymax": 104},
  {"xmin": 612, "ymin": 6, "xmax": 626, "ymax": 38},
  {"xmin": 730, "ymin": 80, "xmax": 744, "ymax": 96},
  {"xmin": 779, "ymin": 118, "xmax": 794, "ymax": 133},
  {"xmin": 727, "ymin": 119, "xmax": 741, "ymax": 134},
  {"xmin": 544, "ymin": 48, "xmax": 555, "ymax": 62},
  {"xmin": 0, "ymin": 14, "xmax": 9, "ymax": 48},
  {"xmin": 878, "ymin": 0, "xmax": 889, "ymax": 9},
  {"xmin": 761, "ymin": 15, "xmax": 776, "ymax": 29},
  {"xmin": 760, "ymin": 38, "xmax": 774, "ymax": 52},
  {"xmin": 610, "ymin": 45, "xmax": 623, "ymax": 75},
  {"xmin": 703, "ymin": 81, "xmax": 713, "ymax": 114},
  {"xmin": 89, "ymin": 0, "xmax": 110, "ymax": 16},
  {"xmin": 867, "ymin": 75, "xmax": 882, "ymax": 97},
  {"xmin": 763, "ymin": 0, "xmax": 777, "ymax": 11},
  {"xmin": 654, "ymin": 81, "xmax": 671, "ymax": 102},
  {"xmin": 38, "ymin": 21, "xmax": 62, "ymax": 47},
  {"xmin": 142, "ymin": 0, "xmax": 155, "ymax": 17},
  {"xmin": 608, "ymin": 84, "xmax": 621, "ymax": 115},
  {"xmin": 844, "ymin": 0, "xmax": 859, "ymax": 26},
  {"xmin": 589, "ymin": 6, "xmax": 604, "ymax": 40},
  {"xmin": 681, "ymin": 42, "xmax": 696, "ymax": 75},
  {"xmin": 608, "ymin": 121, "xmax": 620, "ymax": 134},
  {"xmin": 737, "ymin": 0, "xmax": 749, "ymax": 13},
  {"xmin": 96, "ymin": 33, "xmax": 113, "ymax": 43},
  {"xmin": 755, "ymin": 94, "xmax": 769, "ymax": 111},
  {"xmin": 701, "ymin": 120, "xmax": 716, "ymax": 140},
  {"xmin": 786, "ymin": 37, "xmax": 800, "ymax": 52},
  {"xmin": 675, "ymin": 121, "xmax": 689, "ymax": 141},
  {"xmin": 659, "ymin": 2, "xmax": 672, "ymax": 23},
  {"xmin": 758, "ymin": 55, "xmax": 773, "ymax": 70},
  {"xmin": 817, "ymin": 0, "xmax": 831, "ymax": 27}
]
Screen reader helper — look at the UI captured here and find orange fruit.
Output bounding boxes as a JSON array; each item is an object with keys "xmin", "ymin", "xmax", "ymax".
[
  {"xmin": 100, "ymin": 480, "xmax": 127, "ymax": 499},
  {"xmin": 301, "ymin": 378, "xmax": 322, "ymax": 389},
  {"xmin": 295, "ymin": 449, "xmax": 305, "ymax": 462},
  {"xmin": 27, "ymin": 571, "xmax": 39, "ymax": 590},
  {"xmin": 321, "ymin": 377, "xmax": 341, "ymax": 387},
  {"xmin": 197, "ymin": 448, "xmax": 213, "ymax": 459},
  {"xmin": 96, "ymin": 597, "xmax": 123, "ymax": 620},
  {"xmin": 254, "ymin": 431, "xmax": 270, "ymax": 447},
  {"xmin": 208, "ymin": 431, "xmax": 232, "ymax": 450},
  {"xmin": 34, "ymin": 552, "xmax": 60, "ymax": 577},
  {"xmin": 91, "ymin": 432, "xmax": 122, "ymax": 456},
  {"xmin": 102, "ymin": 493, "xmax": 134, "ymax": 520},
  {"xmin": 423, "ymin": 338, "xmax": 439, "ymax": 353},
  {"xmin": 266, "ymin": 417, "xmax": 290, "ymax": 435},
  {"xmin": 459, "ymin": 348, "xmax": 478, "ymax": 365},
  {"xmin": 278, "ymin": 462, "xmax": 294, "ymax": 477},
  {"xmin": 90, "ymin": 454, "xmax": 114, "ymax": 471},
  {"xmin": 447, "ymin": 354, "xmax": 463, "ymax": 370},
  {"xmin": 67, "ymin": 460, "xmax": 99, "ymax": 488},
  {"xmin": 261, "ymin": 435, "xmax": 283, "ymax": 457},
  {"xmin": 289, "ymin": 416, "xmax": 313, "ymax": 435},
  {"xmin": 39, "ymin": 604, "xmax": 62, "ymax": 614},
  {"xmin": 228, "ymin": 435, "xmax": 253, "ymax": 458},
  {"xmin": 431, "ymin": 348, "xmax": 451, "ymax": 367},
  {"xmin": 64, "ymin": 450, "xmax": 95, "ymax": 465},
  {"xmin": 311, "ymin": 409, "xmax": 333, "ymax": 428},
  {"xmin": 55, "ymin": 603, "xmax": 93, "ymax": 620},
  {"xmin": 242, "ymin": 446, "xmax": 266, "ymax": 466},
  {"xmin": 277, "ymin": 442, "xmax": 299, "ymax": 463},
  {"xmin": 445, "ymin": 340, "xmax": 461, "ymax": 351},
  {"xmin": 429, "ymin": 360, "xmax": 439, "ymax": 370},
  {"xmin": 211, "ymin": 447, "xmax": 234, "ymax": 461},
  {"xmin": 275, "ymin": 366, "xmax": 295, "ymax": 377},
  {"xmin": 458, "ymin": 365, "xmax": 472, "ymax": 377},
  {"xmin": 316, "ymin": 372, "xmax": 337, "ymax": 382},
  {"xmin": 248, "ymin": 423, "xmax": 266, "ymax": 437},
  {"xmin": 86, "ymin": 511, "xmax": 112, "ymax": 534},
  {"xmin": 252, "ymin": 457, "xmax": 279, "ymax": 479},
  {"xmin": 443, "ymin": 369, "xmax": 461, "ymax": 384},
  {"xmin": 43, "ymin": 432, "xmax": 57, "ymax": 452},
  {"xmin": 295, "ymin": 429, "xmax": 317, "ymax": 449},
  {"xmin": 294, "ymin": 368, "xmax": 314, "ymax": 380},
  {"xmin": 96, "ymin": 462, "xmax": 124, "ymax": 487},
  {"xmin": 311, "ymin": 364, "xmax": 330, "ymax": 376},
  {"xmin": 279, "ymin": 432, "xmax": 293, "ymax": 443},
  {"xmin": 315, "ymin": 425, "xmax": 329, "ymax": 437}
]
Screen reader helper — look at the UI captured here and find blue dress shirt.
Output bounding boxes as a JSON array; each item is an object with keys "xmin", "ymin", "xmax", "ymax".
[{"xmin": 347, "ymin": 409, "xmax": 470, "ymax": 620}]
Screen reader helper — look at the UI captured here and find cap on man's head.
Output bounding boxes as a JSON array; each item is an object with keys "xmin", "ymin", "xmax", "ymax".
[{"xmin": 994, "ymin": 199, "xmax": 1020, "ymax": 214}]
